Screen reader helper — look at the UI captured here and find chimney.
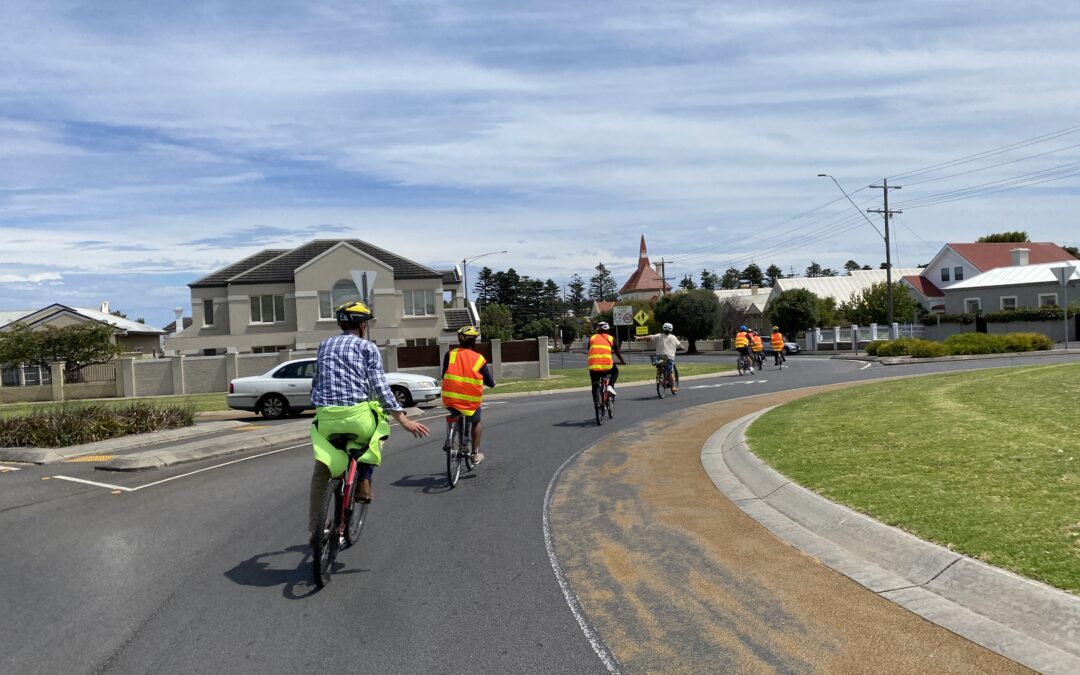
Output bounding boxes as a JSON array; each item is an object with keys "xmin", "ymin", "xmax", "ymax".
[
  {"xmin": 1010, "ymin": 247, "xmax": 1030, "ymax": 266},
  {"xmin": 173, "ymin": 307, "xmax": 183, "ymax": 335},
  {"xmin": 100, "ymin": 300, "xmax": 110, "ymax": 314}
]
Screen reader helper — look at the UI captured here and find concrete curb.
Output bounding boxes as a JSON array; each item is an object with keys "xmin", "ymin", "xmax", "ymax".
[
  {"xmin": 0, "ymin": 421, "xmax": 250, "ymax": 465},
  {"xmin": 98, "ymin": 420, "xmax": 312, "ymax": 471},
  {"xmin": 828, "ymin": 348, "xmax": 1080, "ymax": 366},
  {"xmin": 701, "ymin": 411, "xmax": 1080, "ymax": 675}
]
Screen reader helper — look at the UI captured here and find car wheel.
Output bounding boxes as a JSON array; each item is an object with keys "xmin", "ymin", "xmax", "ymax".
[
  {"xmin": 783, "ymin": 346, "xmax": 791, "ymax": 355},
  {"xmin": 391, "ymin": 385, "xmax": 413, "ymax": 408},
  {"xmin": 259, "ymin": 394, "xmax": 289, "ymax": 420}
]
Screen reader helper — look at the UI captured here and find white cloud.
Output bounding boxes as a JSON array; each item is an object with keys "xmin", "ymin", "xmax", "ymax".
[{"xmin": 0, "ymin": 272, "xmax": 63, "ymax": 284}]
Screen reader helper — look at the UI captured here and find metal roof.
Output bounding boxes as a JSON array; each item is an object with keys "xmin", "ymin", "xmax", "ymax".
[
  {"xmin": 772, "ymin": 268, "xmax": 922, "ymax": 304},
  {"xmin": 947, "ymin": 261, "xmax": 1080, "ymax": 289}
]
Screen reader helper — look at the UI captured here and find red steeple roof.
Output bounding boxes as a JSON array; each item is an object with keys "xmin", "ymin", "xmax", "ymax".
[{"xmin": 619, "ymin": 235, "xmax": 671, "ymax": 295}]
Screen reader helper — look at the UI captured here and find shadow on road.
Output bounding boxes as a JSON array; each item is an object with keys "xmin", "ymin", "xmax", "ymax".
[
  {"xmin": 552, "ymin": 420, "xmax": 599, "ymax": 428},
  {"xmin": 389, "ymin": 471, "xmax": 463, "ymax": 494},
  {"xmin": 224, "ymin": 545, "xmax": 368, "ymax": 599}
]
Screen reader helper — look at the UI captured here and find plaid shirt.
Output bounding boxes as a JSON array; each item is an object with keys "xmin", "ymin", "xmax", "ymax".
[{"xmin": 310, "ymin": 332, "xmax": 402, "ymax": 411}]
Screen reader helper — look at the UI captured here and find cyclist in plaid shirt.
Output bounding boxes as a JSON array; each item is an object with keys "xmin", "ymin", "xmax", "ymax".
[{"xmin": 307, "ymin": 302, "xmax": 428, "ymax": 544}]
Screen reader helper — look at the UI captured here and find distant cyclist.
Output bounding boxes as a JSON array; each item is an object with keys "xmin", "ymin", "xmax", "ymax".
[
  {"xmin": 733, "ymin": 325, "xmax": 754, "ymax": 374},
  {"xmin": 441, "ymin": 325, "xmax": 496, "ymax": 465},
  {"xmin": 750, "ymin": 329, "xmax": 764, "ymax": 367},
  {"xmin": 770, "ymin": 326, "xmax": 786, "ymax": 366},
  {"xmin": 643, "ymin": 322, "xmax": 684, "ymax": 394},
  {"xmin": 588, "ymin": 321, "xmax": 626, "ymax": 396},
  {"xmin": 308, "ymin": 301, "xmax": 430, "ymax": 546}
]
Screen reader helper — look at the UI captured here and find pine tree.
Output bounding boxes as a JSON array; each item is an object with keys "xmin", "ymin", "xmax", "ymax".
[
  {"xmin": 589, "ymin": 263, "xmax": 618, "ymax": 301},
  {"xmin": 742, "ymin": 263, "xmax": 764, "ymax": 286},
  {"xmin": 765, "ymin": 264, "xmax": 783, "ymax": 287},
  {"xmin": 567, "ymin": 274, "xmax": 587, "ymax": 316}
]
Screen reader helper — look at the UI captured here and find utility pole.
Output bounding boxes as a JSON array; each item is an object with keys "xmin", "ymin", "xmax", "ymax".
[
  {"xmin": 657, "ymin": 257, "xmax": 674, "ymax": 295},
  {"xmin": 868, "ymin": 179, "xmax": 902, "ymax": 337}
]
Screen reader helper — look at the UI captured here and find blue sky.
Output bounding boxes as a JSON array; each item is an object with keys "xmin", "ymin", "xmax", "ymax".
[{"xmin": 2, "ymin": 1, "xmax": 1079, "ymax": 328}]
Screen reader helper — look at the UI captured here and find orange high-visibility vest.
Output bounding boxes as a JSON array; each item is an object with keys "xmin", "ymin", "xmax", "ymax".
[
  {"xmin": 771, "ymin": 332, "xmax": 785, "ymax": 351},
  {"xmin": 750, "ymin": 334, "xmax": 763, "ymax": 352},
  {"xmin": 734, "ymin": 331, "xmax": 749, "ymax": 348},
  {"xmin": 587, "ymin": 333, "xmax": 615, "ymax": 371},
  {"xmin": 442, "ymin": 347, "xmax": 486, "ymax": 415}
]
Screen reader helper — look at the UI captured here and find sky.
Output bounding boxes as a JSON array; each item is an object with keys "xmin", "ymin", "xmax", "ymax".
[{"xmin": 2, "ymin": 0, "xmax": 1079, "ymax": 328}]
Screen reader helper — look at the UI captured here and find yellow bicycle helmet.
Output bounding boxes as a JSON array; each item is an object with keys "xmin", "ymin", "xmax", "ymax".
[
  {"xmin": 457, "ymin": 325, "xmax": 480, "ymax": 338},
  {"xmin": 335, "ymin": 301, "xmax": 373, "ymax": 327}
]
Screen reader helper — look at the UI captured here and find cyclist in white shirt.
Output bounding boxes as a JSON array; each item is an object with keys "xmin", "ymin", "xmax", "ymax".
[{"xmin": 644, "ymin": 322, "xmax": 684, "ymax": 394}]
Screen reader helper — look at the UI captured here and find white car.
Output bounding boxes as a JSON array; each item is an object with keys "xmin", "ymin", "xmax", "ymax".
[{"xmin": 227, "ymin": 358, "xmax": 442, "ymax": 419}]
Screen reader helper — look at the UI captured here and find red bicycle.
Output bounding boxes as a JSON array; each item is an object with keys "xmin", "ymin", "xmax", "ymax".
[
  {"xmin": 592, "ymin": 372, "xmax": 614, "ymax": 426},
  {"xmin": 312, "ymin": 436, "xmax": 370, "ymax": 588}
]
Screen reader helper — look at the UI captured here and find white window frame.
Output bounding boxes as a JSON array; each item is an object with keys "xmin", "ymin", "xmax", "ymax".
[
  {"xmin": 964, "ymin": 298, "xmax": 981, "ymax": 313},
  {"xmin": 250, "ymin": 294, "xmax": 286, "ymax": 324},
  {"xmin": 317, "ymin": 291, "xmax": 334, "ymax": 320},
  {"xmin": 202, "ymin": 298, "xmax": 215, "ymax": 327},
  {"xmin": 403, "ymin": 289, "xmax": 437, "ymax": 317},
  {"xmin": 999, "ymin": 296, "xmax": 1017, "ymax": 310},
  {"xmin": 1038, "ymin": 293, "xmax": 1058, "ymax": 307},
  {"xmin": 941, "ymin": 267, "xmax": 951, "ymax": 282},
  {"xmin": 404, "ymin": 338, "xmax": 437, "ymax": 347}
]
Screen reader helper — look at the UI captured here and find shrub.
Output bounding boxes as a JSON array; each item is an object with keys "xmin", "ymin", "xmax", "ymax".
[
  {"xmin": 0, "ymin": 402, "xmax": 194, "ymax": 448},
  {"xmin": 944, "ymin": 333, "xmax": 1005, "ymax": 355},
  {"xmin": 907, "ymin": 339, "xmax": 949, "ymax": 358},
  {"xmin": 920, "ymin": 312, "xmax": 976, "ymax": 326},
  {"xmin": 985, "ymin": 305, "xmax": 1077, "ymax": 323},
  {"xmin": 865, "ymin": 340, "xmax": 886, "ymax": 356},
  {"xmin": 874, "ymin": 338, "xmax": 920, "ymax": 357},
  {"xmin": 999, "ymin": 332, "xmax": 1055, "ymax": 352}
]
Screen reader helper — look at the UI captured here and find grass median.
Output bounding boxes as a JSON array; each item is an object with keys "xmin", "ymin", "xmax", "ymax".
[
  {"xmin": 746, "ymin": 362, "xmax": 1080, "ymax": 593},
  {"xmin": 0, "ymin": 393, "xmax": 229, "ymax": 419},
  {"xmin": 493, "ymin": 362, "xmax": 732, "ymax": 395}
]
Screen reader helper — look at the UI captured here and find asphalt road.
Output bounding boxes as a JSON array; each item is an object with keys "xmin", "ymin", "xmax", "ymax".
[{"xmin": 2, "ymin": 353, "xmax": 1075, "ymax": 674}]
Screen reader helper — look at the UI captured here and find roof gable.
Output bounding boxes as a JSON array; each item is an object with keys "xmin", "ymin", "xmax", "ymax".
[
  {"xmin": 902, "ymin": 275, "xmax": 943, "ymax": 298},
  {"xmin": 224, "ymin": 239, "xmax": 444, "ymax": 286},
  {"xmin": 945, "ymin": 242, "xmax": 1075, "ymax": 272}
]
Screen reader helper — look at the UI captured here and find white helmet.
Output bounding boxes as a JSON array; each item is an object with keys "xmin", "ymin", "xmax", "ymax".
[
  {"xmin": 597, "ymin": 321, "xmax": 610, "ymax": 331},
  {"xmin": 662, "ymin": 322, "xmax": 673, "ymax": 332}
]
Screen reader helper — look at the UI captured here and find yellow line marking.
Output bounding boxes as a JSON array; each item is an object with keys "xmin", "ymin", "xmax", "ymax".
[
  {"xmin": 41, "ymin": 476, "xmax": 50, "ymax": 480},
  {"xmin": 234, "ymin": 425, "xmax": 264, "ymax": 431},
  {"xmin": 63, "ymin": 454, "xmax": 117, "ymax": 463}
]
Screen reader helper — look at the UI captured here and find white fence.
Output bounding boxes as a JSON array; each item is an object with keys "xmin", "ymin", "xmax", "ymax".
[{"xmin": 807, "ymin": 323, "xmax": 925, "ymax": 351}]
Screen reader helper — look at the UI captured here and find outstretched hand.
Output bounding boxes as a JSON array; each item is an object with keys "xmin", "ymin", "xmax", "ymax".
[{"xmin": 400, "ymin": 416, "xmax": 430, "ymax": 438}]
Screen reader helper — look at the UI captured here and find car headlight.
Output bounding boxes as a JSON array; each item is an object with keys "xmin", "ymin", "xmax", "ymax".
[{"xmin": 417, "ymin": 380, "xmax": 438, "ymax": 389}]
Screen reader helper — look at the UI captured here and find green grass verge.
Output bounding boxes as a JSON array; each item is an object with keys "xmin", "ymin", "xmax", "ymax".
[
  {"xmin": 0, "ymin": 393, "xmax": 229, "ymax": 419},
  {"xmin": 493, "ymin": 363, "xmax": 732, "ymax": 395},
  {"xmin": 745, "ymin": 363, "xmax": 1080, "ymax": 593}
]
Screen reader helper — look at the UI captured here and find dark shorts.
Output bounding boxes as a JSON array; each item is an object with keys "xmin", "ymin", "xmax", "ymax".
[
  {"xmin": 736, "ymin": 346, "xmax": 750, "ymax": 356},
  {"xmin": 447, "ymin": 406, "xmax": 482, "ymax": 425}
]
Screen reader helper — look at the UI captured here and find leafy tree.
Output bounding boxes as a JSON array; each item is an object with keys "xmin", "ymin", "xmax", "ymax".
[
  {"xmin": 977, "ymin": 231, "xmax": 1029, "ymax": 243},
  {"xmin": 521, "ymin": 318, "xmax": 557, "ymax": 340},
  {"xmin": 473, "ymin": 266, "xmax": 496, "ymax": 304},
  {"xmin": 479, "ymin": 304, "xmax": 513, "ymax": 341},
  {"xmin": 589, "ymin": 263, "xmax": 619, "ymax": 301},
  {"xmin": 678, "ymin": 275, "xmax": 697, "ymax": 290},
  {"xmin": 862, "ymin": 264, "xmax": 873, "ymax": 270},
  {"xmin": 1064, "ymin": 245, "xmax": 1079, "ymax": 259},
  {"xmin": 844, "ymin": 260, "xmax": 861, "ymax": 275},
  {"xmin": 541, "ymin": 279, "xmax": 563, "ymax": 319},
  {"xmin": 805, "ymin": 261, "xmax": 825, "ymax": 278},
  {"xmin": 492, "ymin": 268, "xmax": 522, "ymax": 307},
  {"xmin": 655, "ymin": 289, "xmax": 721, "ymax": 354},
  {"xmin": 765, "ymin": 264, "xmax": 784, "ymax": 287},
  {"xmin": 557, "ymin": 316, "xmax": 590, "ymax": 349},
  {"xmin": 0, "ymin": 322, "xmax": 121, "ymax": 382},
  {"xmin": 716, "ymin": 298, "xmax": 753, "ymax": 342},
  {"xmin": 817, "ymin": 297, "xmax": 841, "ymax": 327},
  {"xmin": 699, "ymin": 268, "xmax": 720, "ymax": 290},
  {"xmin": 567, "ymin": 274, "xmax": 588, "ymax": 316},
  {"xmin": 742, "ymin": 263, "xmax": 764, "ymax": 287},
  {"xmin": 720, "ymin": 267, "xmax": 741, "ymax": 289},
  {"xmin": 840, "ymin": 282, "xmax": 919, "ymax": 325},
  {"xmin": 766, "ymin": 289, "xmax": 820, "ymax": 336}
]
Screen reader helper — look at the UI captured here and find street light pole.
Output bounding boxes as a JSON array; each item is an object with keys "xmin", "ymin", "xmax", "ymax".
[{"xmin": 461, "ymin": 249, "xmax": 508, "ymax": 322}]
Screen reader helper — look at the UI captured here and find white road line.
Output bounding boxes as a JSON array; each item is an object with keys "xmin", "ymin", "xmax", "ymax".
[
  {"xmin": 127, "ymin": 443, "xmax": 310, "ymax": 491},
  {"xmin": 52, "ymin": 475, "xmax": 133, "ymax": 491},
  {"xmin": 687, "ymin": 379, "xmax": 768, "ymax": 390},
  {"xmin": 543, "ymin": 448, "xmax": 622, "ymax": 674},
  {"xmin": 1, "ymin": 465, "xmax": 22, "ymax": 472},
  {"xmin": 860, "ymin": 361, "xmax": 873, "ymax": 370}
]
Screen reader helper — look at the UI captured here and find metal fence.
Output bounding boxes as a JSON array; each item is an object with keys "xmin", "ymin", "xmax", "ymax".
[
  {"xmin": 0, "ymin": 365, "xmax": 52, "ymax": 387},
  {"xmin": 64, "ymin": 362, "xmax": 117, "ymax": 384}
]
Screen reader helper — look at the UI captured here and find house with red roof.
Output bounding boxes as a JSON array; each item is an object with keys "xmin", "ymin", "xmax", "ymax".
[
  {"xmin": 618, "ymin": 235, "xmax": 672, "ymax": 301},
  {"xmin": 901, "ymin": 242, "xmax": 1076, "ymax": 312}
]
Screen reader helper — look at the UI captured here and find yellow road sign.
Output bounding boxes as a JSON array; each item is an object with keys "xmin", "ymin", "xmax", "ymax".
[
  {"xmin": 634, "ymin": 310, "xmax": 649, "ymax": 325},
  {"xmin": 635, "ymin": 325, "xmax": 649, "ymax": 335}
]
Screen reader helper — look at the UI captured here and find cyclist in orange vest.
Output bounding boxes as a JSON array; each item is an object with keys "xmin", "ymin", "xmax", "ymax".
[
  {"xmin": 442, "ymin": 325, "xmax": 496, "ymax": 465},
  {"xmin": 733, "ymin": 325, "xmax": 754, "ymax": 374},
  {"xmin": 587, "ymin": 321, "xmax": 626, "ymax": 396},
  {"xmin": 770, "ymin": 326, "xmax": 786, "ymax": 366}
]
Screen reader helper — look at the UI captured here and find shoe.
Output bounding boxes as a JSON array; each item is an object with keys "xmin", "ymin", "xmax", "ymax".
[
  {"xmin": 471, "ymin": 452, "xmax": 485, "ymax": 465},
  {"xmin": 749, "ymin": 368, "xmax": 754, "ymax": 374},
  {"xmin": 356, "ymin": 478, "xmax": 373, "ymax": 504},
  {"xmin": 606, "ymin": 385, "xmax": 617, "ymax": 397},
  {"xmin": 671, "ymin": 388, "xmax": 678, "ymax": 395}
]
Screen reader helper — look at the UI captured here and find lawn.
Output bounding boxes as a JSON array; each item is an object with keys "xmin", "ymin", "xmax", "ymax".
[
  {"xmin": 0, "ymin": 393, "xmax": 229, "ymax": 419},
  {"xmin": 745, "ymin": 362, "xmax": 1080, "ymax": 593},
  {"xmin": 493, "ymin": 362, "xmax": 732, "ymax": 395}
]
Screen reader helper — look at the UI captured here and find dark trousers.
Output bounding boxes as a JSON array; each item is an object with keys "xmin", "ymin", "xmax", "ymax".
[{"xmin": 589, "ymin": 364, "xmax": 619, "ymax": 388}]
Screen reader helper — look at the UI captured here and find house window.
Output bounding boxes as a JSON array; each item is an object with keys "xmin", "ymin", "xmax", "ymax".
[
  {"xmin": 954, "ymin": 267, "xmax": 964, "ymax": 281},
  {"xmin": 1000, "ymin": 296, "xmax": 1017, "ymax": 310},
  {"xmin": 964, "ymin": 298, "xmax": 981, "ymax": 313},
  {"xmin": 403, "ymin": 289, "xmax": 436, "ymax": 317},
  {"xmin": 202, "ymin": 348, "xmax": 220, "ymax": 356},
  {"xmin": 319, "ymin": 279, "xmax": 367, "ymax": 319},
  {"xmin": 250, "ymin": 295, "xmax": 285, "ymax": 323},
  {"xmin": 202, "ymin": 298, "xmax": 214, "ymax": 327},
  {"xmin": 941, "ymin": 268, "xmax": 950, "ymax": 282},
  {"xmin": 1038, "ymin": 293, "xmax": 1058, "ymax": 307},
  {"xmin": 405, "ymin": 338, "xmax": 437, "ymax": 347},
  {"xmin": 252, "ymin": 345, "xmax": 289, "ymax": 354}
]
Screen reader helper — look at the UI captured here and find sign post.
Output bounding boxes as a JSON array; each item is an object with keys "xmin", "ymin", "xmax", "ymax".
[
  {"xmin": 634, "ymin": 310, "xmax": 650, "ymax": 338},
  {"xmin": 1053, "ymin": 265, "xmax": 1076, "ymax": 349},
  {"xmin": 612, "ymin": 305, "xmax": 633, "ymax": 347}
]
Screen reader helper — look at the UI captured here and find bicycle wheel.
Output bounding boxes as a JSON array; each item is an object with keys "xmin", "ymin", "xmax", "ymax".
[
  {"xmin": 462, "ymin": 424, "xmax": 474, "ymax": 471},
  {"xmin": 312, "ymin": 480, "xmax": 340, "ymax": 588},
  {"xmin": 344, "ymin": 478, "xmax": 369, "ymax": 547},
  {"xmin": 594, "ymin": 385, "xmax": 604, "ymax": 426},
  {"xmin": 446, "ymin": 422, "xmax": 462, "ymax": 487},
  {"xmin": 737, "ymin": 357, "xmax": 746, "ymax": 376},
  {"xmin": 656, "ymin": 369, "xmax": 665, "ymax": 399}
]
